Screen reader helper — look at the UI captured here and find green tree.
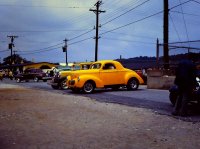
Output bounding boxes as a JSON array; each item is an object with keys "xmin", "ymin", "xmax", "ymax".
[{"xmin": 2, "ymin": 54, "xmax": 30, "ymax": 65}]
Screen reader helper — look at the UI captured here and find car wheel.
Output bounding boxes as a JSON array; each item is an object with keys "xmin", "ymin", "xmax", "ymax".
[
  {"xmin": 127, "ymin": 78, "xmax": 139, "ymax": 90},
  {"xmin": 83, "ymin": 81, "xmax": 95, "ymax": 93},
  {"xmin": 16, "ymin": 78, "xmax": 21, "ymax": 83},
  {"xmin": 34, "ymin": 77, "xmax": 39, "ymax": 82},
  {"xmin": 60, "ymin": 80, "xmax": 68, "ymax": 90},
  {"xmin": 51, "ymin": 85, "xmax": 59, "ymax": 89}
]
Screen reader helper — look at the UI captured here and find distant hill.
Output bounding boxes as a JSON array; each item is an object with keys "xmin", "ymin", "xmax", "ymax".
[{"xmin": 116, "ymin": 53, "xmax": 200, "ymax": 70}]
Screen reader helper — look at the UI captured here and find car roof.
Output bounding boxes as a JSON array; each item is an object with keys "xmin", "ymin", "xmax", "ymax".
[{"xmin": 91, "ymin": 60, "xmax": 124, "ymax": 69}]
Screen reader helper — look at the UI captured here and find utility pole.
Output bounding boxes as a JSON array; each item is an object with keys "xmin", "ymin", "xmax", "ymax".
[
  {"xmin": 163, "ymin": 0, "xmax": 169, "ymax": 69},
  {"xmin": 156, "ymin": 38, "xmax": 160, "ymax": 68},
  {"xmin": 13, "ymin": 50, "xmax": 17, "ymax": 64},
  {"xmin": 7, "ymin": 35, "xmax": 18, "ymax": 57},
  {"xmin": 7, "ymin": 35, "xmax": 18, "ymax": 64},
  {"xmin": 89, "ymin": 0, "xmax": 105, "ymax": 61},
  {"xmin": 63, "ymin": 38, "xmax": 68, "ymax": 66}
]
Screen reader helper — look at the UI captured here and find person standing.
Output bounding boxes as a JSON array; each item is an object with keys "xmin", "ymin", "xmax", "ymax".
[
  {"xmin": 8, "ymin": 70, "xmax": 13, "ymax": 80},
  {"xmin": 172, "ymin": 59, "xmax": 197, "ymax": 116},
  {"xmin": 0, "ymin": 70, "xmax": 3, "ymax": 81}
]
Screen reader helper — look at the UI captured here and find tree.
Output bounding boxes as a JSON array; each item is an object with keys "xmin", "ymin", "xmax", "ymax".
[{"xmin": 2, "ymin": 54, "xmax": 31, "ymax": 65}]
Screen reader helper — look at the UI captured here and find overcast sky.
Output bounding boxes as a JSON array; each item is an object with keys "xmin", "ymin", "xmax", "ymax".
[{"xmin": 0, "ymin": 0, "xmax": 200, "ymax": 63}]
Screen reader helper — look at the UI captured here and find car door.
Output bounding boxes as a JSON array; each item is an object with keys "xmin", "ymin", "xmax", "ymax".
[
  {"xmin": 23, "ymin": 69, "xmax": 31, "ymax": 80},
  {"xmin": 99, "ymin": 63, "xmax": 119, "ymax": 85},
  {"xmin": 29, "ymin": 69, "xmax": 35, "ymax": 79}
]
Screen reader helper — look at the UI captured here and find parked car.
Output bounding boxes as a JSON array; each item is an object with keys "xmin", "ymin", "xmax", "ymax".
[
  {"xmin": 14, "ymin": 68, "xmax": 48, "ymax": 83},
  {"xmin": 67, "ymin": 60, "xmax": 144, "ymax": 93},
  {"xmin": 48, "ymin": 62, "xmax": 92, "ymax": 89}
]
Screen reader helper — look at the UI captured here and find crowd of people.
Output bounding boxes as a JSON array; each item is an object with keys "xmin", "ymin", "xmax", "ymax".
[{"xmin": 0, "ymin": 69, "xmax": 14, "ymax": 81}]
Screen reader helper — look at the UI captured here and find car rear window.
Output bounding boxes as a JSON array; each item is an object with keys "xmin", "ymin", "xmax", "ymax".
[{"xmin": 91, "ymin": 63, "xmax": 101, "ymax": 69}]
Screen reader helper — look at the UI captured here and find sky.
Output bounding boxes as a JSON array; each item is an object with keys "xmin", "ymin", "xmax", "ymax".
[{"xmin": 0, "ymin": 0, "xmax": 200, "ymax": 63}]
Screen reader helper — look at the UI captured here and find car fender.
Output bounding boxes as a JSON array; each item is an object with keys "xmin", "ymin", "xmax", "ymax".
[
  {"xmin": 78, "ymin": 75, "xmax": 104, "ymax": 88},
  {"xmin": 124, "ymin": 71, "xmax": 144, "ymax": 84}
]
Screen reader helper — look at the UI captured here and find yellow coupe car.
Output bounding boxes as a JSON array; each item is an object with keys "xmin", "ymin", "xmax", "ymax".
[{"xmin": 68, "ymin": 60, "xmax": 144, "ymax": 93}]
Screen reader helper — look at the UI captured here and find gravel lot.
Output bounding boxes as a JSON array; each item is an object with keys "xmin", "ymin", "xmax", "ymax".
[{"xmin": 0, "ymin": 82, "xmax": 200, "ymax": 149}]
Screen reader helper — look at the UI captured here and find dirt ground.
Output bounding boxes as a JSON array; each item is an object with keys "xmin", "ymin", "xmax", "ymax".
[{"xmin": 0, "ymin": 83, "xmax": 200, "ymax": 149}]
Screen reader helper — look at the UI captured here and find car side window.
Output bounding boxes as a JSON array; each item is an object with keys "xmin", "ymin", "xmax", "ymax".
[
  {"xmin": 82, "ymin": 65, "xmax": 89, "ymax": 70},
  {"xmin": 103, "ymin": 63, "xmax": 116, "ymax": 70},
  {"xmin": 91, "ymin": 63, "xmax": 101, "ymax": 69}
]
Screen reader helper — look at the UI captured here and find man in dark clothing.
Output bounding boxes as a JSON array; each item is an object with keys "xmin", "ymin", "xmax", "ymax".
[{"xmin": 172, "ymin": 59, "xmax": 197, "ymax": 116}]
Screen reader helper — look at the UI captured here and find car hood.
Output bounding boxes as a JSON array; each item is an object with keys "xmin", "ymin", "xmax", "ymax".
[
  {"xmin": 71, "ymin": 69, "xmax": 99, "ymax": 75},
  {"xmin": 69, "ymin": 69, "xmax": 99, "ymax": 78}
]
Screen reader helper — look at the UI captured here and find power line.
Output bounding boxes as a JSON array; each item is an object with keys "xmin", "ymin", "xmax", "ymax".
[
  {"xmin": 101, "ymin": 0, "xmax": 141, "ymax": 22},
  {"xmin": 0, "ymin": 49, "xmax": 9, "ymax": 52},
  {"xmin": 170, "ymin": 0, "xmax": 193, "ymax": 10},
  {"xmin": 106, "ymin": 31, "xmax": 159, "ymax": 39},
  {"xmin": 17, "ymin": 42, "xmax": 64, "ymax": 55},
  {"xmin": 19, "ymin": 46, "xmax": 63, "ymax": 55},
  {"xmin": 69, "ymin": 28, "xmax": 94, "ymax": 41},
  {"xmin": 101, "ymin": 0, "xmax": 151, "ymax": 26},
  {"xmin": 169, "ymin": 14, "xmax": 182, "ymax": 42},
  {"xmin": 101, "ymin": 37, "xmax": 155, "ymax": 45},
  {"xmin": 69, "ymin": 36, "xmax": 93, "ymax": 46},
  {"xmin": 168, "ymin": 45, "xmax": 200, "ymax": 50},
  {"xmin": 99, "ymin": 0, "xmax": 192, "ymax": 36},
  {"xmin": 178, "ymin": 0, "xmax": 190, "ymax": 49},
  {"xmin": 8, "ymin": 30, "xmax": 93, "ymax": 55},
  {"xmin": 0, "ymin": 29, "xmax": 89, "ymax": 33},
  {"xmin": 100, "ymin": 10, "xmax": 163, "ymax": 36},
  {"xmin": 29, "ymin": 42, "xmax": 64, "ymax": 52},
  {"xmin": 20, "ymin": 36, "xmax": 93, "ymax": 55},
  {"xmin": 171, "ymin": 10, "xmax": 200, "ymax": 17},
  {"xmin": 61, "ymin": 12, "xmax": 95, "ymax": 28},
  {"xmin": 169, "ymin": 40, "xmax": 200, "ymax": 44},
  {"xmin": 0, "ymin": 4, "xmax": 90, "ymax": 9},
  {"xmin": 192, "ymin": 0, "xmax": 200, "ymax": 5}
]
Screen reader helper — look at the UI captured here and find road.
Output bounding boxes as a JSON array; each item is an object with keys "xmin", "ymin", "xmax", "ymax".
[
  {"xmin": 1, "ymin": 78, "xmax": 200, "ymax": 122},
  {"xmin": 2, "ymin": 79, "xmax": 200, "ymax": 149}
]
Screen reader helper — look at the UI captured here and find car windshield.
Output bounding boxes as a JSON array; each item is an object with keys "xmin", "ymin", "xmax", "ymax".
[
  {"xmin": 61, "ymin": 68, "xmax": 71, "ymax": 71},
  {"xmin": 54, "ymin": 66, "xmax": 71, "ymax": 73},
  {"xmin": 91, "ymin": 63, "xmax": 101, "ymax": 69},
  {"xmin": 73, "ymin": 65, "xmax": 81, "ymax": 70}
]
